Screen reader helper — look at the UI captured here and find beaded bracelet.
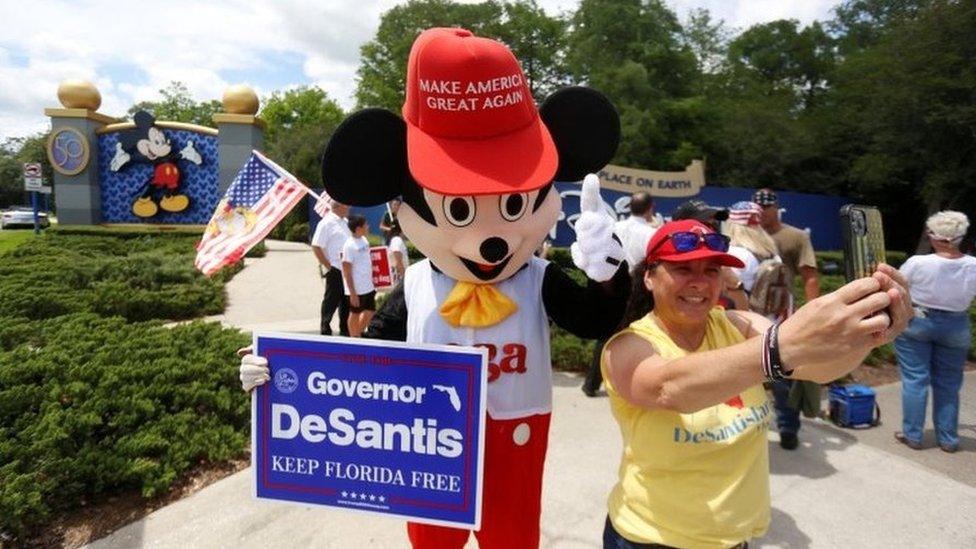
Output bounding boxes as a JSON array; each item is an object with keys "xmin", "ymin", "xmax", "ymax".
[{"xmin": 762, "ymin": 322, "xmax": 792, "ymax": 381}]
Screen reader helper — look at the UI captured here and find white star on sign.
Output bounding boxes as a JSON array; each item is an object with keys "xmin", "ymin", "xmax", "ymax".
[
  {"xmin": 369, "ymin": 495, "xmax": 376, "ymax": 501},
  {"xmin": 379, "ymin": 496, "xmax": 385, "ymax": 502},
  {"xmin": 341, "ymin": 491, "xmax": 348, "ymax": 498}
]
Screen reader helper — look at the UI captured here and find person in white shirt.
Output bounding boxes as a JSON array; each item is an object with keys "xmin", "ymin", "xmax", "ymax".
[
  {"xmin": 582, "ymin": 192, "xmax": 658, "ymax": 397},
  {"xmin": 310, "ymin": 201, "xmax": 351, "ymax": 336},
  {"xmin": 387, "ymin": 224, "xmax": 410, "ymax": 283},
  {"xmin": 613, "ymin": 192, "xmax": 658, "ymax": 272},
  {"xmin": 894, "ymin": 210, "xmax": 976, "ymax": 453},
  {"xmin": 342, "ymin": 215, "xmax": 377, "ymax": 337}
]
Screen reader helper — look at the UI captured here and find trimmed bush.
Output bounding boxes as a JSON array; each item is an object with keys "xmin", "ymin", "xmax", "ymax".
[
  {"xmin": 0, "ymin": 314, "xmax": 249, "ymax": 537},
  {"xmin": 0, "ymin": 234, "xmax": 240, "ymax": 322},
  {"xmin": 0, "ymin": 232, "xmax": 251, "ymax": 540},
  {"xmin": 550, "ymin": 324, "xmax": 595, "ymax": 373},
  {"xmin": 286, "ymin": 222, "xmax": 310, "ymax": 243}
]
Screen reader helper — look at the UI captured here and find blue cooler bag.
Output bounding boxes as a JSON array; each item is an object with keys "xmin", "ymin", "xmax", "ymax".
[{"xmin": 828, "ymin": 384, "xmax": 880, "ymax": 428}]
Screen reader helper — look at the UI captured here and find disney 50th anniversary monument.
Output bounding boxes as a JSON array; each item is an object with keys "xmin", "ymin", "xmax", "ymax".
[{"xmin": 44, "ymin": 79, "xmax": 266, "ymax": 226}]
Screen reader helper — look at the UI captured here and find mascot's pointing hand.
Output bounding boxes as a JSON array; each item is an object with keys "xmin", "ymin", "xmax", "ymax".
[{"xmin": 570, "ymin": 174, "xmax": 625, "ymax": 282}]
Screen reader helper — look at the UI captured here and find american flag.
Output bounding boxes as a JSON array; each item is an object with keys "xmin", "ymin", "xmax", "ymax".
[
  {"xmin": 728, "ymin": 200, "xmax": 763, "ymax": 226},
  {"xmin": 194, "ymin": 151, "xmax": 307, "ymax": 276}
]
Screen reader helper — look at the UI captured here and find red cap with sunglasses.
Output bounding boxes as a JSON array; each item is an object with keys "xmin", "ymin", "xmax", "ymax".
[{"xmin": 646, "ymin": 219, "xmax": 745, "ymax": 267}]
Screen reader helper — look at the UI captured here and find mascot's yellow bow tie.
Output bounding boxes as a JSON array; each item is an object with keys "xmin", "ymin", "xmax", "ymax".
[{"xmin": 439, "ymin": 281, "xmax": 518, "ymax": 328}]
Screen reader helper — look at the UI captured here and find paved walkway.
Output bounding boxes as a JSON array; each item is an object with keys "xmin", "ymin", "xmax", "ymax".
[{"xmin": 89, "ymin": 241, "xmax": 976, "ymax": 548}]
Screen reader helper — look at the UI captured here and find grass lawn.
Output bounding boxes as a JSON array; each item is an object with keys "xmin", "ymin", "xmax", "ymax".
[{"xmin": 0, "ymin": 229, "xmax": 36, "ymax": 256}]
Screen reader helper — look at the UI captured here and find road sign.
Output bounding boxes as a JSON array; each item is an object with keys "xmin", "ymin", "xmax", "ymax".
[
  {"xmin": 23, "ymin": 163, "xmax": 41, "ymax": 178},
  {"xmin": 24, "ymin": 176, "xmax": 43, "ymax": 192}
]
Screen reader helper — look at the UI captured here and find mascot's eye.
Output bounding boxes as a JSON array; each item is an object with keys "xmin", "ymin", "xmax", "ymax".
[
  {"xmin": 499, "ymin": 193, "xmax": 528, "ymax": 222},
  {"xmin": 443, "ymin": 196, "xmax": 476, "ymax": 227}
]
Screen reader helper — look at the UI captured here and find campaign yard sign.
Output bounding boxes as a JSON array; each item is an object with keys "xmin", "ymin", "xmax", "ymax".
[
  {"xmin": 370, "ymin": 245, "xmax": 393, "ymax": 289},
  {"xmin": 252, "ymin": 333, "xmax": 488, "ymax": 529}
]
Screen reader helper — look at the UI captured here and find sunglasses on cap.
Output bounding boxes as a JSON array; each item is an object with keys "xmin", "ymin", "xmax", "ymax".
[{"xmin": 648, "ymin": 231, "xmax": 731, "ymax": 256}]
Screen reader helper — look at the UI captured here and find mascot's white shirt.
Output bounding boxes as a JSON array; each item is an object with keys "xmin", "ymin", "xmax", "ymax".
[{"xmin": 404, "ymin": 257, "xmax": 552, "ymax": 419}]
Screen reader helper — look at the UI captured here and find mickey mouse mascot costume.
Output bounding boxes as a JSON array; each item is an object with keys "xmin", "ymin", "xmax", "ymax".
[{"xmin": 241, "ymin": 28, "xmax": 629, "ymax": 548}]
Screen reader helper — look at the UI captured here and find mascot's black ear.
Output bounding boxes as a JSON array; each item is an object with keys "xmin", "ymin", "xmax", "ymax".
[
  {"xmin": 540, "ymin": 87, "xmax": 620, "ymax": 182},
  {"xmin": 321, "ymin": 108, "xmax": 407, "ymax": 207}
]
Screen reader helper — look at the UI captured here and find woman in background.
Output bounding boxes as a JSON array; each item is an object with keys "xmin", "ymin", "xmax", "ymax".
[
  {"xmin": 724, "ymin": 201, "xmax": 779, "ymax": 294},
  {"xmin": 894, "ymin": 210, "xmax": 976, "ymax": 453}
]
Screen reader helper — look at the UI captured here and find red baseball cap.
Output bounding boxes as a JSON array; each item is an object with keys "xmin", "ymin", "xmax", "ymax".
[
  {"xmin": 402, "ymin": 28, "xmax": 558, "ymax": 196},
  {"xmin": 645, "ymin": 219, "xmax": 745, "ymax": 267}
]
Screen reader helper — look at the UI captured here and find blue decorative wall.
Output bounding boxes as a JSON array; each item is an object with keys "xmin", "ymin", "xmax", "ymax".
[
  {"xmin": 97, "ymin": 129, "xmax": 220, "ymax": 224},
  {"xmin": 305, "ymin": 185, "xmax": 853, "ymax": 251},
  {"xmin": 553, "ymin": 182, "xmax": 853, "ymax": 251}
]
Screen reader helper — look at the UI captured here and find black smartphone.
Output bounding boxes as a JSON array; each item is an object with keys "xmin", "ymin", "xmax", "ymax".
[{"xmin": 840, "ymin": 205, "xmax": 886, "ymax": 282}]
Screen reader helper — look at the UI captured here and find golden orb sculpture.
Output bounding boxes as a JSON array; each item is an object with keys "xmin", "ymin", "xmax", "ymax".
[
  {"xmin": 58, "ymin": 79, "xmax": 101, "ymax": 110},
  {"xmin": 222, "ymin": 85, "xmax": 259, "ymax": 115}
]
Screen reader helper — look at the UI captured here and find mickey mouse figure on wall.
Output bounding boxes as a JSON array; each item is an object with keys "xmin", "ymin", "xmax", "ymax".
[{"xmin": 110, "ymin": 110, "xmax": 202, "ymax": 218}]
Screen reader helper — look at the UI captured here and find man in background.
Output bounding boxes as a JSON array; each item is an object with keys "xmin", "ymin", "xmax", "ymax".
[
  {"xmin": 311, "ymin": 200, "xmax": 351, "ymax": 336},
  {"xmin": 581, "ymin": 191, "xmax": 656, "ymax": 397},
  {"xmin": 754, "ymin": 188, "xmax": 821, "ymax": 450},
  {"xmin": 672, "ymin": 198, "xmax": 729, "ymax": 231},
  {"xmin": 379, "ymin": 198, "xmax": 401, "ymax": 244},
  {"xmin": 613, "ymin": 192, "xmax": 657, "ymax": 269}
]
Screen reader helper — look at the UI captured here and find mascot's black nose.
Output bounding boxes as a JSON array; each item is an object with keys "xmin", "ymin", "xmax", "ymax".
[{"xmin": 480, "ymin": 237, "xmax": 509, "ymax": 263}]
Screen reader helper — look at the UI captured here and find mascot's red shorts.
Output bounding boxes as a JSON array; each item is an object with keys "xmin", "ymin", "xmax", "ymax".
[
  {"xmin": 151, "ymin": 162, "xmax": 181, "ymax": 190},
  {"xmin": 407, "ymin": 413, "xmax": 551, "ymax": 549}
]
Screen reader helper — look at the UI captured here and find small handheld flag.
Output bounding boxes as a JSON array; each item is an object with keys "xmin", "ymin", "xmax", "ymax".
[
  {"xmin": 313, "ymin": 194, "xmax": 332, "ymax": 218},
  {"xmin": 195, "ymin": 151, "xmax": 308, "ymax": 276}
]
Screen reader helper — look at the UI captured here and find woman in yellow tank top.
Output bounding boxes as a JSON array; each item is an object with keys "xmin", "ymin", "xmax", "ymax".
[{"xmin": 600, "ymin": 219, "xmax": 913, "ymax": 549}]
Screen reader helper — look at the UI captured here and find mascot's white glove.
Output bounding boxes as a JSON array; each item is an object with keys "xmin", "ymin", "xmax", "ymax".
[
  {"xmin": 570, "ymin": 174, "xmax": 625, "ymax": 282},
  {"xmin": 110, "ymin": 143, "xmax": 130, "ymax": 172},
  {"xmin": 238, "ymin": 346, "xmax": 270, "ymax": 392},
  {"xmin": 180, "ymin": 140, "xmax": 202, "ymax": 165}
]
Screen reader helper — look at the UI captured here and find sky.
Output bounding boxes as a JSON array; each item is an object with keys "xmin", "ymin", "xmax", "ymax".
[{"xmin": 0, "ymin": 0, "xmax": 839, "ymax": 142}]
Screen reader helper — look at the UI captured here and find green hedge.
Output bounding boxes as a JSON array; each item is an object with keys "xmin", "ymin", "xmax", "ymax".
[
  {"xmin": 0, "ymin": 234, "xmax": 242, "ymax": 322},
  {"xmin": 0, "ymin": 232, "xmax": 251, "ymax": 540},
  {"xmin": 0, "ymin": 314, "xmax": 248, "ymax": 537}
]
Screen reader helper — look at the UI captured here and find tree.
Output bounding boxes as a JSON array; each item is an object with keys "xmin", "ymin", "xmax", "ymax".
[
  {"xmin": 680, "ymin": 8, "xmax": 732, "ymax": 80},
  {"xmin": 826, "ymin": 0, "xmax": 976, "ymax": 251},
  {"xmin": 260, "ymin": 87, "xmax": 346, "ymax": 239},
  {"xmin": 0, "ymin": 145, "xmax": 24, "ymax": 208},
  {"xmin": 565, "ymin": 0, "xmax": 702, "ymax": 170},
  {"xmin": 355, "ymin": 0, "xmax": 568, "ymax": 111},
  {"xmin": 260, "ymin": 86, "xmax": 345, "ymax": 145},
  {"xmin": 489, "ymin": 1, "xmax": 570, "ymax": 100},
  {"xmin": 829, "ymin": 0, "xmax": 932, "ymax": 54},
  {"xmin": 0, "ymin": 134, "xmax": 53, "ymax": 209},
  {"xmin": 725, "ymin": 19, "xmax": 836, "ymax": 110},
  {"xmin": 356, "ymin": 0, "xmax": 504, "ymax": 110},
  {"xmin": 127, "ymin": 82, "xmax": 222, "ymax": 126}
]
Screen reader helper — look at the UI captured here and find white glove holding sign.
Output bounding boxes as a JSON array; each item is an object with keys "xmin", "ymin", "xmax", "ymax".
[
  {"xmin": 238, "ymin": 346, "xmax": 270, "ymax": 392},
  {"xmin": 570, "ymin": 174, "xmax": 625, "ymax": 282}
]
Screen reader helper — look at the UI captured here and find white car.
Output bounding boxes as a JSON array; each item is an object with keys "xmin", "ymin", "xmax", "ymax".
[{"xmin": 1, "ymin": 206, "xmax": 50, "ymax": 229}]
